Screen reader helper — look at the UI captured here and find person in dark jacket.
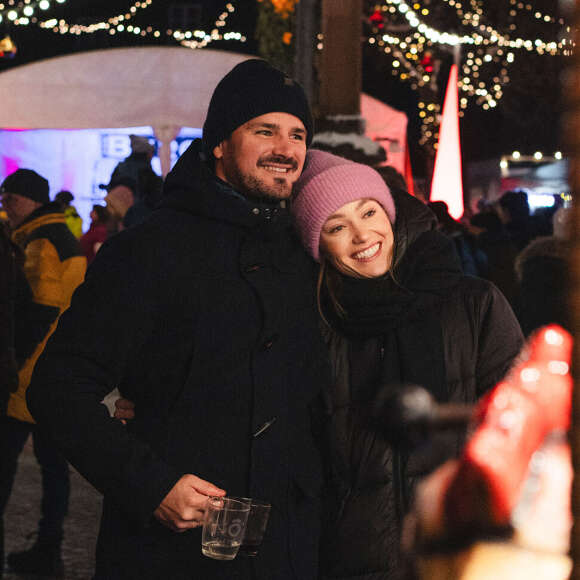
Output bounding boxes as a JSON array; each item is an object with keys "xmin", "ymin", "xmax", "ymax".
[
  {"xmin": 514, "ymin": 206, "xmax": 572, "ymax": 337},
  {"xmin": 0, "ymin": 221, "xmax": 19, "ymax": 415},
  {"xmin": 27, "ymin": 59, "xmax": 329, "ymax": 580},
  {"xmin": 428, "ymin": 200, "xmax": 487, "ymax": 277},
  {"xmin": 291, "ymin": 150, "xmax": 524, "ymax": 580},
  {"xmin": 469, "ymin": 209, "xmax": 520, "ymax": 307},
  {"xmin": 496, "ymin": 189, "xmax": 532, "ymax": 251}
]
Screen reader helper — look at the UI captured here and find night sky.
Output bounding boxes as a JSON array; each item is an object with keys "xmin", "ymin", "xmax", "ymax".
[{"xmin": 0, "ymin": 0, "xmax": 567, "ymax": 174}]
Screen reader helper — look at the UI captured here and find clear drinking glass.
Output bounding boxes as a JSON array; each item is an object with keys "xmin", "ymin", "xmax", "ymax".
[
  {"xmin": 231, "ymin": 497, "xmax": 272, "ymax": 557},
  {"xmin": 201, "ymin": 497, "xmax": 251, "ymax": 561}
]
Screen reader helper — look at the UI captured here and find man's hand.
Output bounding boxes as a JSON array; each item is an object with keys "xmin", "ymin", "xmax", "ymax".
[
  {"xmin": 154, "ymin": 474, "xmax": 226, "ymax": 532},
  {"xmin": 114, "ymin": 397, "xmax": 135, "ymax": 424}
]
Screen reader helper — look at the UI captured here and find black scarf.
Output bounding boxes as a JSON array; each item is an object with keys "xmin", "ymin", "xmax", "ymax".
[{"xmin": 322, "ymin": 230, "xmax": 463, "ymax": 339}]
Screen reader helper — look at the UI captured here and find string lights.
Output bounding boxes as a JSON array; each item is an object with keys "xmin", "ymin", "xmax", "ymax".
[
  {"xmin": 0, "ymin": 1, "xmax": 246, "ymax": 48},
  {"xmin": 0, "ymin": 0, "xmax": 67, "ymax": 24},
  {"xmin": 366, "ymin": 0, "xmax": 571, "ymax": 148},
  {"xmin": 506, "ymin": 0, "xmax": 566, "ymax": 27}
]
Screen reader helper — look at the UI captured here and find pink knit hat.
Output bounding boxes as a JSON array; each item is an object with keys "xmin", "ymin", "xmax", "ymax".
[{"xmin": 292, "ymin": 149, "xmax": 396, "ymax": 261}]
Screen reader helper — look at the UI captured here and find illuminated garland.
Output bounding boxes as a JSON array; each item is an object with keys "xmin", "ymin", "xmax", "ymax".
[
  {"xmin": 39, "ymin": 0, "xmax": 156, "ymax": 34},
  {"xmin": 507, "ymin": 0, "xmax": 566, "ymax": 26},
  {"xmin": 440, "ymin": 0, "xmax": 566, "ymax": 38},
  {"xmin": 0, "ymin": 0, "xmax": 247, "ymax": 49},
  {"xmin": 367, "ymin": 0, "xmax": 571, "ymax": 148},
  {"xmin": 0, "ymin": 0, "xmax": 67, "ymax": 23},
  {"xmin": 381, "ymin": 0, "xmax": 566, "ymax": 52}
]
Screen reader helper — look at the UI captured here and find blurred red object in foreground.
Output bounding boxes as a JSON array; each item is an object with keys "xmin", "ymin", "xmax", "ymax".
[
  {"xmin": 446, "ymin": 325, "xmax": 572, "ymax": 539},
  {"xmin": 413, "ymin": 325, "xmax": 573, "ymax": 557}
]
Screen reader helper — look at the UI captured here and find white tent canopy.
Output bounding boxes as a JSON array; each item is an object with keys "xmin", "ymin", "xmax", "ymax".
[
  {"xmin": 0, "ymin": 46, "xmax": 408, "ymax": 176},
  {"xmin": 0, "ymin": 46, "xmax": 251, "ymax": 174}
]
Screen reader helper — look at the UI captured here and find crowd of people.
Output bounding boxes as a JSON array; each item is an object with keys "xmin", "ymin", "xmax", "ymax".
[
  {"xmin": 428, "ymin": 189, "xmax": 571, "ymax": 336},
  {"xmin": 0, "ymin": 57, "xmax": 569, "ymax": 579}
]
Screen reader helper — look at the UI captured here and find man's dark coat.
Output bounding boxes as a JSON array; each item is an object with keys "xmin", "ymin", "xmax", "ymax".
[{"xmin": 28, "ymin": 140, "xmax": 329, "ymax": 579}]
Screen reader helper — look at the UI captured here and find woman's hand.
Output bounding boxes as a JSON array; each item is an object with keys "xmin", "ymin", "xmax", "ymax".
[{"xmin": 114, "ymin": 397, "xmax": 135, "ymax": 424}]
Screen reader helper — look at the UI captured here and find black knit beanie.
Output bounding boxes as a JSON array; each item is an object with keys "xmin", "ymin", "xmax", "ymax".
[
  {"xmin": 1, "ymin": 169, "xmax": 50, "ymax": 204},
  {"xmin": 202, "ymin": 59, "xmax": 313, "ymax": 160}
]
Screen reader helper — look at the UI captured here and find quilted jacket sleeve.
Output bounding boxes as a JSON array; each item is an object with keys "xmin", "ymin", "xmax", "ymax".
[{"xmin": 475, "ymin": 282, "xmax": 524, "ymax": 397}]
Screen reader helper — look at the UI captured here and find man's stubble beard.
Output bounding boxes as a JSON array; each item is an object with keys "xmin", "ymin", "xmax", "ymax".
[{"xmin": 228, "ymin": 164, "xmax": 293, "ymax": 201}]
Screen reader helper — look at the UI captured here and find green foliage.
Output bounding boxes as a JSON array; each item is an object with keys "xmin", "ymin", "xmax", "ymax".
[{"xmin": 255, "ymin": 1, "xmax": 295, "ymax": 74}]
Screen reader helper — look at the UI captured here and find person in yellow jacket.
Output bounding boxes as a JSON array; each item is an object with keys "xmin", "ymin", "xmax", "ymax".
[
  {"xmin": 0, "ymin": 169, "xmax": 86, "ymax": 578},
  {"xmin": 54, "ymin": 190, "xmax": 83, "ymax": 239}
]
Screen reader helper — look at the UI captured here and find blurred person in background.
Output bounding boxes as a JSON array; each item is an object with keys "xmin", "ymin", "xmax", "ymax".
[
  {"xmin": 468, "ymin": 207, "xmax": 520, "ymax": 307},
  {"xmin": 105, "ymin": 135, "xmax": 164, "ymax": 229},
  {"xmin": 496, "ymin": 190, "xmax": 532, "ymax": 251},
  {"xmin": 103, "ymin": 176, "xmax": 136, "ymax": 235},
  {"xmin": 54, "ymin": 190, "xmax": 83, "ymax": 239},
  {"xmin": 110, "ymin": 134, "xmax": 156, "ymax": 186},
  {"xmin": 514, "ymin": 206, "xmax": 572, "ymax": 336},
  {"xmin": 123, "ymin": 169, "xmax": 164, "ymax": 229},
  {"xmin": 0, "ymin": 169, "xmax": 86, "ymax": 577},
  {"xmin": 428, "ymin": 200, "xmax": 487, "ymax": 277},
  {"xmin": 80, "ymin": 204, "xmax": 110, "ymax": 264}
]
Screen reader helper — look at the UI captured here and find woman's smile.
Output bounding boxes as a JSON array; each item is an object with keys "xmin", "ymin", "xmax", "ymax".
[{"xmin": 352, "ymin": 242, "xmax": 382, "ymax": 261}]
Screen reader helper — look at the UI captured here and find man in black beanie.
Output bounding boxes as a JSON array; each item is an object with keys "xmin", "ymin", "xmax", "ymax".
[{"xmin": 27, "ymin": 60, "xmax": 329, "ymax": 580}]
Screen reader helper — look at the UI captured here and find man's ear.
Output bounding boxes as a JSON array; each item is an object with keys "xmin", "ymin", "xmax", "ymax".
[{"xmin": 213, "ymin": 143, "xmax": 224, "ymax": 160}]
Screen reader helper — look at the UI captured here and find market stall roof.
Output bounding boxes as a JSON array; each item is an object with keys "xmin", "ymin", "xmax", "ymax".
[{"xmin": 0, "ymin": 46, "xmax": 250, "ymax": 130}]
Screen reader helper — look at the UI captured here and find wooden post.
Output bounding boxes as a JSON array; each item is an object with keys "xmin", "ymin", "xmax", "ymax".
[
  {"xmin": 294, "ymin": 0, "xmax": 317, "ymax": 106},
  {"xmin": 314, "ymin": 0, "xmax": 386, "ymax": 165},
  {"xmin": 319, "ymin": 0, "xmax": 362, "ymax": 117},
  {"xmin": 567, "ymin": 1, "xmax": 580, "ymax": 577}
]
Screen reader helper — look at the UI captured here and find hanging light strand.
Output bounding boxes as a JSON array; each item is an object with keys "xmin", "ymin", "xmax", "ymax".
[
  {"xmin": 367, "ymin": 0, "xmax": 570, "ymax": 149},
  {"xmin": 382, "ymin": 0, "xmax": 569, "ymax": 54},
  {"xmin": 2, "ymin": 0, "xmax": 246, "ymax": 46},
  {"xmin": 439, "ymin": 0, "xmax": 565, "ymax": 39},
  {"xmin": 179, "ymin": 3, "xmax": 246, "ymax": 49},
  {"xmin": 507, "ymin": 0, "xmax": 566, "ymax": 26},
  {"xmin": 37, "ymin": 0, "xmax": 156, "ymax": 34},
  {"xmin": 0, "ymin": 0, "xmax": 66, "ymax": 24}
]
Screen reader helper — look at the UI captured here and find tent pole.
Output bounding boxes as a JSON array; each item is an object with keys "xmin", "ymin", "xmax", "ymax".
[{"xmin": 153, "ymin": 125, "xmax": 181, "ymax": 178}]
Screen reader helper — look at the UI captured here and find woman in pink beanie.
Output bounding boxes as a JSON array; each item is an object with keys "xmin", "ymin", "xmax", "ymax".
[{"xmin": 291, "ymin": 149, "xmax": 523, "ymax": 580}]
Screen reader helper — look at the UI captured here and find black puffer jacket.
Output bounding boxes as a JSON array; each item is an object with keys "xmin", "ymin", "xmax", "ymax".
[
  {"xmin": 28, "ymin": 140, "xmax": 329, "ymax": 580},
  {"xmin": 318, "ymin": 191, "xmax": 523, "ymax": 580}
]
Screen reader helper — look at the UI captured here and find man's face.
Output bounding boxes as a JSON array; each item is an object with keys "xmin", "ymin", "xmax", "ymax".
[
  {"xmin": 0, "ymin": 192, "xmax": 40, "ymax": 228},
  {"xmin": 213, "ymin": 112, "xmax": 307, "ymax": 200}
]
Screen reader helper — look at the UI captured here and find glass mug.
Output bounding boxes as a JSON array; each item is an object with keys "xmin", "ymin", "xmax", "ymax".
[
  {"xmin": 231, "ymin": 497, "xmax": 272, "ymax": 557},
  {"xmin": 201, "ymin": 497, "xmax": 250, "ymax": 561}
]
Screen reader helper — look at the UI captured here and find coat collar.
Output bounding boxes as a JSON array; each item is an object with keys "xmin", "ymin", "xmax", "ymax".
[
  {"xmin": 160, "ymin": 139, "xmax": 292, "ymax": 234},
  {"xmin": 12, "ymin": 203, "xmax": 65, "ymax": 244}
]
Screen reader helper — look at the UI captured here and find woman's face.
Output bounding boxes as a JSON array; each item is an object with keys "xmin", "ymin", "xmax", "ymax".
[{"xmin": 320, "ymin": 198, "xmax": 394, "ymax": 278}]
